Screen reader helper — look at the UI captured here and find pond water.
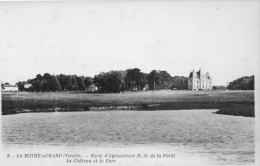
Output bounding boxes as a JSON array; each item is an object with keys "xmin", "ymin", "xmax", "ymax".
[{"xmin": 2, "ymin": 110, "xmax": 254, "ymax": 165}]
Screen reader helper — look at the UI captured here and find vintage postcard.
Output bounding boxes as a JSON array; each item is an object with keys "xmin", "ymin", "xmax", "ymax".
[{"xmin": 0, "ymin": 1, "xmax": 259, "ymax": 166}]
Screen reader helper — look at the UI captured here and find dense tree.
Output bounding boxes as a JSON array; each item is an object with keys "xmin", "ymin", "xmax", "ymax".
[
  {"xmin": 16, "ymin": 81, "xmax": 26, "ymax": 91},
  {"xmin": 84, "ymin": 77, "xmax": 94, "ymax": 88},
  {"xmin": 124, "ymin": 68, "xmax": 149, "ymax": 91},
  {"xmin": 248, "ymin": 77, "xmax": 254, "ymax": 90},
  {"xmin": 42, "ymin": 73, "xmax": 53, "ymax": 91},
  {"xmin": 16, "ymin": 73, "xmax": 94, "ymax": 92},
  {"xmin": 109, "ymin": 71, "xmax": 125, "ymax": 92},
  {"xmin": 40, "ymin": 79, "xmax": 48, "ymax": 92},
  {"xmin": 15, "ymin": 69, "xmax": 254, "ymax": 93},
  {"xmin": 212, "ymin": 86, "xmax": 227, "ymax": 90},
  {"xmin": 94, "ymin": 72, "xmax": 109, "ymax": 92},
  {"xmin": 43, "ymin": 73, "xmax": 52, "ymax": 81},
  {"xmin": 71, "ymin": 75, "xmax": 78, "ymax": 91},
  {"xmin": 125, "ymin": 68, "xmax": 143, "ymax": 91},
  {"xmin": 227, "ymin": 76, "xmax": 254, "ymax": 90},
  {"xmin": 147, "ymin": 70, "xmax": 160, "ymax": 90},
  {"xmin": 76, "ymin": 76, "xmax": 86, "ymax": 91},
  {"xmin": 138, "ymin": 72, "xmax": 148, "ymax": 90},
  {"xmin": 66, "ymin": 75, "xmax": 78, "ymax": 91},
  {"xmin": 94, "ymin": 70, "xmax": 125, "ymax": 93},
  {"xmin": 57, "ymin": 74, "xmax": 68, "ymax": 91},
  {"xmin": 28, "ymin": 74, "xmax": 42, "ymax": 92},
  {"xmin": 170, "ymin": 76, "xmax": 188, "ymax": 90},
  {"xmin": 49, "ymin": 75, "xmax": 61, "ymax": 91},
  {"xmin": 158, "ymin": 71, "xmax": 171, "ymax": 90},
  {"xmin": 63, "ymin": 75, "xmax": 72, "ymax": 91}
]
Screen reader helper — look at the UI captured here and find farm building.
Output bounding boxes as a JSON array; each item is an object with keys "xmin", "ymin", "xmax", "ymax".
[
  {"xmin": 1, "ymin": 84, "xmax": 19, "ymax": 92},
  {"xmin": 86, "ymin": 84, "xmax": 98, "ymax": 92}
]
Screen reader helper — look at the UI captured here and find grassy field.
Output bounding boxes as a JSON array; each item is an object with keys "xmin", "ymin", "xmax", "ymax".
[{"xmin": 2, "ymin": 90, "xmax": 254, "ymax": 117}]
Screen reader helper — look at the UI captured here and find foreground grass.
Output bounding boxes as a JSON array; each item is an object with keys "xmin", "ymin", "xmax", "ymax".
[{"xmin": 2, "ymin": 90, "xmax": 254, "ymax": 117}]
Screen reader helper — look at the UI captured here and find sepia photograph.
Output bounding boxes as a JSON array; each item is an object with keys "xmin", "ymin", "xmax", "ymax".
[{"xmin": 0, "ymin": 1, "xmax": 259, "ymax": 165}]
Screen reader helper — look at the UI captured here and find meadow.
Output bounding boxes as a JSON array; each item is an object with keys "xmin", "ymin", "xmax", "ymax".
[{"xmin": 2, "ymin": 90, "xmax": 254, "ymax": 117}]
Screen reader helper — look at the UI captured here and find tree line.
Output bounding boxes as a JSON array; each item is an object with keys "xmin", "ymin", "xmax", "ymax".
[
  {"xmin": 16, "ymin": 68, "xmax": 188, "ymax": 92},
  {"xmin": 13, "ymin": 70, "xmax": 255, "ymax": 92},
  {"xmin": 92, "ymin": 68, "xmax": 188, "ymax": 93},
  {"xmin": 227, "ymin": 76, "xmax": 254, "ymax": 90},
  {"xmin": 16, "ymin": 73, "xmax": 93, "ymax": 92}
]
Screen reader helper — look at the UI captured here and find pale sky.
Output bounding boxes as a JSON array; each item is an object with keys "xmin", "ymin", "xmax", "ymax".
[{"xmin": 0, "ymin": 1, "xmax": 259, "ymax": 85}]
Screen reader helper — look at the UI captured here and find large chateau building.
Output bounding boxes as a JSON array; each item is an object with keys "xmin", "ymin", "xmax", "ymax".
[{"xmin": 188, "ymin": 69, "xmax": 212, "ymax": 90}]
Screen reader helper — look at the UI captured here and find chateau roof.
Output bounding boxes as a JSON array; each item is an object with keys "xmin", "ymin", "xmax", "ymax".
[
  {"xmin": 196, "ymin": 70, "xmax": 201, "ymax": 77},
  {"xmin": 189, "ymin": 72, "xmax": 193, "ymax": 77},
  {"xmin": 189, "ymin": 69, "xmax": 211, "ymax": 79},
  {"xmin": 189, "ymin": 71, "xmax": 199, "ymax": 78}
]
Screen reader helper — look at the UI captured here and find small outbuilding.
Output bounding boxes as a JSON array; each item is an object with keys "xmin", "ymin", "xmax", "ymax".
[
  {"xmin": 86, "ymin": 84, "xmax": 98, "ymax": 92},
  {"xmin": 24, "ymin": 83, "xmax": 32, "ymax": 89}
]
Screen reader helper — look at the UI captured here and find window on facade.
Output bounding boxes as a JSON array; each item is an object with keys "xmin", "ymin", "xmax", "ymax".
[{"xmin": 197, "ymin": 81, "xmax": 198, "ymax": 83}]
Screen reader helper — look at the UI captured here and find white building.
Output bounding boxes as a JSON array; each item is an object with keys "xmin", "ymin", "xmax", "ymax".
[
  {"xmin": 2, "ymin": 84, "xmax": 19, "ymax": 92},
  {"xmin": 24, "ymin": 83, "xmax": 32, "ymax": 89},
  {"xmin": 86, "ymin": 84, "xmax": 98, "ymax": 92},
  {"xmin": 188, "ymin": 69, "xmax": 212, "ymax": 90}
]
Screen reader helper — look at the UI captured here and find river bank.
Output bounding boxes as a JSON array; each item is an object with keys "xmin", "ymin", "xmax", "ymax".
[{"xmin": 2, "ymin": 90, "xmax": 254, "ymax": 117}]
